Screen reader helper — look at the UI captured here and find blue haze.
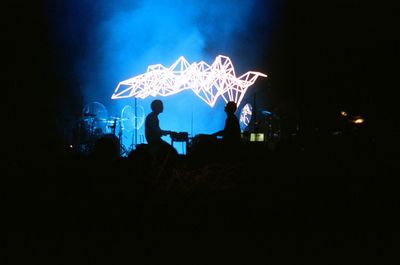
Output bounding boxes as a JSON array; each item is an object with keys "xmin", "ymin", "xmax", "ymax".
[{"xmin": 47, "ymin": 0, "xmax": 277, "ymax": 153}]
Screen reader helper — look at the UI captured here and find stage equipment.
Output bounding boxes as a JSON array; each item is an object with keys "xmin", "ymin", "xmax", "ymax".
[
  {"xmin": 239, "ymin": 103, "xmax": 253, "ymax": 131},
  {"xmin": 120, "ymin": 104, "xmax": 145, "ymax": 132},
  {"xmin": 170, "ymin": 131, "xmax": 189, "ymax": 155},
  {"xmin": 250, "ymin": 133, "xmax": 264, "ymax": 142},
  {"xmin": 111, "ymin": 55, "xmax": 267, "ymax": 107},
  {"xmin": 120, "ymin": 103, "xmax": 145, "ymax": 154},
  {"xmin": 82, "ymin": 102, "xmax": 109, "ymax": 136},
  {"xmin": 71, "ymin": 102, "xmax": 109, "ymax": 154},
  {"xmin": 105, "ymin": 116, "xmax": 120, "ymax": 135}
]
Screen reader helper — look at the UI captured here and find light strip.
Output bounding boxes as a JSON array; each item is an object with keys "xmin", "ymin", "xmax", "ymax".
[{"xmin": 111, "ymin": 55, "xmax": 267, "ymax": 107}]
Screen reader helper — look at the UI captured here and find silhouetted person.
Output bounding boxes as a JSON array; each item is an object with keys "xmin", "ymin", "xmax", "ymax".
[
  {"xmin": 87, "ymin": 134, "xmax": 121, "ymax": 178},
  {"xmin": 145, "ymin": 99, "xmax": 172, "ymax": 145},
  {"xmin": 144, "ymin": 100, "xmax": 178, "ymax": 164},
  {"xmin": 92, "ymin": 134, "xmax": 120, "ymax": 161},
  {"xmin": 213, "ymin": 101, "xmax": 242, "ymax": 152}
]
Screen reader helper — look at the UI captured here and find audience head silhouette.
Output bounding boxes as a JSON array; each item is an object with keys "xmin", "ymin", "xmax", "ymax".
[{"xmin": 92, "ymin": 134, "xmax": 120, "ymax": 161}]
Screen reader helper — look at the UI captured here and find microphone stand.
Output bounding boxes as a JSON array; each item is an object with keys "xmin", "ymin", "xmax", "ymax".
[{"xmin": 134, "ymin": 97, "xmax": 137, "ymax": 147}]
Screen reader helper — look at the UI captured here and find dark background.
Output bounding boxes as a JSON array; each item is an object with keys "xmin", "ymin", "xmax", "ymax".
[{"xmin": 3, "ymin": 1, "xmax": 400, "ymax": 264}]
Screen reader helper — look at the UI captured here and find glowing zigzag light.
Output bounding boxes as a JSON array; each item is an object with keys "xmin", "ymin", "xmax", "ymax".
[{"xmin": 111, "ymin": 55, "xmax": 267, "ymax": 107}]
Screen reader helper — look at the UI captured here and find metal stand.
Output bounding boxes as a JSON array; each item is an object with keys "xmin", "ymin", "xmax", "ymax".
[
  {"xmin": 126, "ymin": 97, "xmax": 138, "ymax": 154},
  {"xmin": 134, "ymin": 97, "xmax": 138, "ymax": 147}
]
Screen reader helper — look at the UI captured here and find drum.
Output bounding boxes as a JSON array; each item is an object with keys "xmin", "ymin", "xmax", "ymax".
[{"xmin": 72, "ymin": 118, "xmax": 92, "ymax": 144}]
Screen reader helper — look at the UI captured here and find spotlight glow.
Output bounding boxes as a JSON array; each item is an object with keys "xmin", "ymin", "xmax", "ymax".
[
  {"xmin": 111, "ymin": 55, "xmax": 267, "ymax": 107},
  {"xmin": 353, "ymin": 118, "xmax": 365, "ymax": 124}
]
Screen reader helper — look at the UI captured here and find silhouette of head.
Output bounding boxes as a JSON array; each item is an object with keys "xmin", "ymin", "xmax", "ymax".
[
  {"xmin": 224, "ymin": 101, "xmax": 237, "ymax": 114},
  {"xmin": 151, "ymin": 99, "xmax": 164, "ymax": 114},
  {"xmin": 92, "ymin": 134, "xmax": 120, "ymax": 160}
]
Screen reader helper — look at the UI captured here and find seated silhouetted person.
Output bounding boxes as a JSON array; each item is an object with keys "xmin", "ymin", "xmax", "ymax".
[
  {"xmin": 212, "ymin": 101, "xmax": 242, "ymax": 156},
  {"xmin": 145, "ymin": 99, "xmax": 172, "ymax": 145},
  {"xmin": 144, "ymin": 99, "xmax": 177, "ymax": 162}
]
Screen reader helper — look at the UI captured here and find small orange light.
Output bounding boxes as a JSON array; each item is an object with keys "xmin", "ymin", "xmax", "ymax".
[
  {"xmin": 353, "ymin": 118, "xmax": 364, "ymax": 124},
  {"xmin": 340, "ymin": 111, "xmax": 348, "ymax": 117}
]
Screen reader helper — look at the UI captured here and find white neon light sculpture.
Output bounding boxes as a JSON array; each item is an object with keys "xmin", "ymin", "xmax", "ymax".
[{"xmin": 111, "ymin": 55, "xmax": 267, "ymax": 107}]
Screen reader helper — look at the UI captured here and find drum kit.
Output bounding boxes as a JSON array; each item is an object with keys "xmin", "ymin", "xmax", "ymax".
[{"xmin": 72, "ymin": 102, "xmax": 145, "ymax": 156}]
